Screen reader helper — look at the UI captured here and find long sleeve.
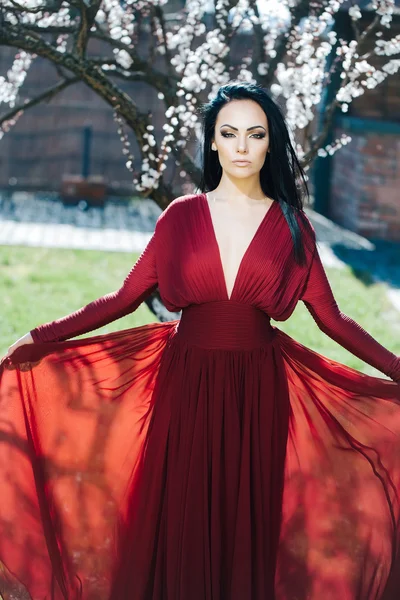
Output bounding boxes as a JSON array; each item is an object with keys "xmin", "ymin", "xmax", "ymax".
[
  {"xmin": 301, "ymin": 244, "xmax": 400, "ymax": 383},
  {"xmin": 30, "ymin": 229, "xmax": 158, "ymax": 343}
]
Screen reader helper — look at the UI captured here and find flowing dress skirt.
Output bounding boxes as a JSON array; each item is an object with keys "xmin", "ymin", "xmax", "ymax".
[{"xmin": 0, "ymin": 301, "xmax": 399, "ymax": 599}]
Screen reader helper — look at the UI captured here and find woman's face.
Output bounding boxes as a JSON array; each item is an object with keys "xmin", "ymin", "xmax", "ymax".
[{"xmin": 212, "ymin": 99, "xmax": 270, "ymax": 179}]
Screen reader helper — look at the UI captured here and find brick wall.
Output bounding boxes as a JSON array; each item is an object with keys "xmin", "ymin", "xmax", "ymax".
[
  {"xmin": 331, "ymin": 120, "xmax": 400, "ymax": 241},
  {"xmin": 326, "ymin": 9, "xmax": 400, "ymax": 242}
]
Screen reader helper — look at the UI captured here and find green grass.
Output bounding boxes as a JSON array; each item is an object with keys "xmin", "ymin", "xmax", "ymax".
[
  {"xmin": 0, "ymin": 245, "xmax": 156, "ymax": 355},
  {"xmin": 1, "ymin": 245, "xmax": 399, "ymax": 379}
]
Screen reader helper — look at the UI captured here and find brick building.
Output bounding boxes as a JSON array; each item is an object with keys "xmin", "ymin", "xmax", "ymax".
[{"xmin": 313, "ymin": 2, "xmax": 400, "ymax": 241}]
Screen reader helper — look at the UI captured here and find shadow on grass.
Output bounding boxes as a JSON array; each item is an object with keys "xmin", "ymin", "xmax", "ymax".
[{"xmin": 330, "ymin": 239, "xmax": 400, "ymax": 289}]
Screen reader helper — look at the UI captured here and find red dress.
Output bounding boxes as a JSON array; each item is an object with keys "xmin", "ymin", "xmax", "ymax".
[{"xmin": 0, "ymin": 192, "xmax": 399, "ymax": 600}]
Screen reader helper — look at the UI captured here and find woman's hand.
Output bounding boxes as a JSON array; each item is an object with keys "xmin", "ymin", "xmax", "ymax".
[{"xmin": 5, "ymin": 333, "xmax": 34, "ymax": 359}]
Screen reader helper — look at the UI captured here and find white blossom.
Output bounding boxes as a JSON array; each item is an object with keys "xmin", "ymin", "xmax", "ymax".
[
  {"xmin": 375, "ymin": 34, "xmax": 400, "ymax": 56},
  {"xmin": 382, "ymin": 59, "xmax": 400, "ymax": 75},
  {"xmin": 348, "ymin": 6, "xmax": 362, "ymax": 20},
  {"xmin": 374, "ymin": 0, "xmax": 395, "ymax": 27},
  {"xmin": 0, "ymin": 51, "xmax": 34, "ymax": 108}
]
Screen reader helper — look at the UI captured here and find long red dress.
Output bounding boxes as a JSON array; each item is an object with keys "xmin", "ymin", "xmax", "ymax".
[{"xmin": 0, "ymin": 192, "xmax": 399, "ymax": 600}]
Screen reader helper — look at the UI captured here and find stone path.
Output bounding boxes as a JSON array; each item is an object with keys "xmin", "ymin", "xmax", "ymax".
[
  {"xmin": 0, "ymin": 191, "xmax": 160, "ymax": 252},
  {"xmin": 0, "ymin": 218, "xmax": 154, "ymax": 253},
  {"xmin": 1, "ymin": 191, "xmax": 399, "ymax": 312}
]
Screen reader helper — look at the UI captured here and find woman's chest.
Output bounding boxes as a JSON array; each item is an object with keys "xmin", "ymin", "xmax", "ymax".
[
  {"xmin": 207, "ymin": 200, "xmax": 276, "ymax": 300},
  {"xmin": 155, "ymin": 195, "xmax": 300, "ymax": 310}
]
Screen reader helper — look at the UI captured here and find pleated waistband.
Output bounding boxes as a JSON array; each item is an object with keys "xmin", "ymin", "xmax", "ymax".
[{"xmin": 175, "ymin": 301, "xmax": 276, "ymax": 350}]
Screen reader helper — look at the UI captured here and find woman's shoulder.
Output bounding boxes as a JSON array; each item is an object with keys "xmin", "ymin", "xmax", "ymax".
[{"xmin": 156, "ymin": 192, "xmax": 202, "ymax": 227}]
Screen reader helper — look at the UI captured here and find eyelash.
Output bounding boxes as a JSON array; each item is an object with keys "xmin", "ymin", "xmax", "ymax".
[{"xmin": 221, "ymin": 132, "xmax": 265, "ymax": 139}]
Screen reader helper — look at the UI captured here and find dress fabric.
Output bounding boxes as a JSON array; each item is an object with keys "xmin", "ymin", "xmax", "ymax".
[{"xmin": 0, "ymin": 192, "xmax": 399, "ymax": 600}]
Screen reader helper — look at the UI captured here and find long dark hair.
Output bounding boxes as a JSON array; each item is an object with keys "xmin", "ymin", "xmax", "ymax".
[{"xmin": 196, "ymin": 81, "xmax": 314, "ymax": 266}]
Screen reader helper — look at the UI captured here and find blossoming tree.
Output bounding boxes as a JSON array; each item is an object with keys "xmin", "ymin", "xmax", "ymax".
[{"xmin": 0, "ymin": 0, "xmax": 399, "ymax": 209}]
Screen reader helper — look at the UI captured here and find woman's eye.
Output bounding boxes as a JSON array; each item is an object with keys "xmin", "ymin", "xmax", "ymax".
[{"xmin": 221, "ymin": 132, "xmax": 265, "ymax": 139}]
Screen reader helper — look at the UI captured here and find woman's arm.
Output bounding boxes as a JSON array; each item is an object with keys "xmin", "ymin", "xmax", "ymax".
[
  {"xmin": 30, "ymin": 228, "xmax": 158, "ymax": 343},
  {"xmin": 300, "ymin": 244, "xmax": 400, "ymax": 382}
]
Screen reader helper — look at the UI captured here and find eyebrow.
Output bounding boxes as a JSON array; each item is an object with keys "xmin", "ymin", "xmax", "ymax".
[{"xmin": 219, "ymin": 124, "xmax": 267, "ymax": 132}]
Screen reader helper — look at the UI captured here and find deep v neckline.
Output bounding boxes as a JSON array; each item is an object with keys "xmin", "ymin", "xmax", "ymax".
[{"xmin": 201, "ymin": 192, "xmax": 278, "ymax": 301}]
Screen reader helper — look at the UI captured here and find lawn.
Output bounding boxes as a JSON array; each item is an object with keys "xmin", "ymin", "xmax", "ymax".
[{"xmin": 1, "ymin": 245, "xmax": 399, "ymax": 380}]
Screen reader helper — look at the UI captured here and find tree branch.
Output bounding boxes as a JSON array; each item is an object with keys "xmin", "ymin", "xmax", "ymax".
[
  {"xmin": 91, "ymin": 25, "xmax": 144, "ymax": 64},
  {"xmin": 74, "ymin": 0, "xmax": 102, "ymax": 58},
  {"xmin": 0, "ymin": 24, "xmax": 142, "ymax": 125},
  {"xmin": 264, "ymin": 0, "xmax": 311, "ymax": 86},
  {"xmin": 2, "ymin": 0, "xmax": 64, "ymax": 14},
  {"xmin": 102, "ymin": 62, "xmax": 180, "ymax": 90},
  {"xmin": 153, "ymin": 4, "xmax": 175, "ymax": 78},
  {"xmin": 13, "ymin": 24, "xmax": 77, "ymax": 36},
  {"xmin": 302, "ymin": 11, "xmax": 383, "ymax": 166},
  {"xmin": 0, "ymin": 77, "xmax": 79, "ymax": 129}
]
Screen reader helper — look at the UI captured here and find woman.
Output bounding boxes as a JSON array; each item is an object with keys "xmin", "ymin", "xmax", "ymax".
[{"xmin": 1, "ymin": 82, "xmax": 399, "ymax": 600}]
